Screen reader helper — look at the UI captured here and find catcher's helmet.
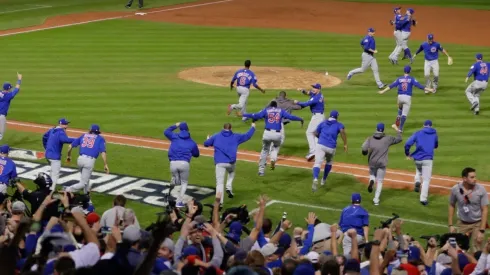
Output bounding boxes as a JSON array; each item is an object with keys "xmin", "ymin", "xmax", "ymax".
[{"xmin": 34, "ymin": 172, "xmax": 53, "ymax": 189}]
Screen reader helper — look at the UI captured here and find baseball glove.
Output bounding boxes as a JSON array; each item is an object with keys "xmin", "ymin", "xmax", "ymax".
[
  {"xmin": 389, "ymin": 20, "xmax": 394, "ymax": 26},
  {"xmin": 412, "ymin": 19, "xmax": 417, "ymax": 26},
  {"xmin": 448, "ymin": 57, "xmax": 453, "ymax": 65}
]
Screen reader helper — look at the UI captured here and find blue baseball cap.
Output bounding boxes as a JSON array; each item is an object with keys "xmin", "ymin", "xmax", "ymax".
[
  {"xmin": 0, "ymin": 144, "xmax": 10, "ymax": 154},
  {"xmin": 181, "ymin": 245, "xmax": 200, "ymax": 259},
  {"xmin": 404, "ymin": 65, "xmax": 412, "ymax": 74},
  {"xmin": 2, "ymin": 82, "xmax": 12, "ymax": 91},
  {"xmin": 407, "ymin": 8, "xmax": 414, "ymax": 14},
  {"xmin": 476, "ymin": 53, "xmax": 483, "ymax": 60},
  {"xmin": 226, "ymin": 221, "xmax": 243, "ymax": 244},
  {"xmin": 424, "ymin": 120, "xmax": 432, "ymax": 127},
  {"xmin": 352, "ymin": 193, "xmax": 361, "ymax": 203},
  {"xmin": 376, "ymin": 122, "xmax": 385, "ymax": 132},
  {"xmin": 90, "ymin": 124, "xmax": 100, "ymax": 132},
  {"xmin": 58, "ymin": 118, "xmax": 70, "ymax": 125},
  {"xmin": 368, "ymin": 27, "xmax": 375, "ymax": 33},
  {"xmin": 311, "ymin": 83, "xmax": 322, "ymax": 89},
  {"xmin": 329, "ymin": 110, "xmax": 339, "ymax": 119},
  {"xmin": 179, "ymin": 122, "xmax": 189, "ymax": 131},
  {"xmin": 393, "ymin": 7, "xmax": 401, "ymax": 13},
  {"xmin": 428, "ymin": 34, "xmax": 434, "ymax": 40}
]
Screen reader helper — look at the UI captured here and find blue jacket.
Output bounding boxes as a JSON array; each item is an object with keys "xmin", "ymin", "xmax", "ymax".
[
  {"xmin": 43, "ymin": 127, "xmax": 75, "ymax": 160},
  {"xmin": 405, "ymin": 127, "xmax": 438, "ymax": 161},
  {"xmin": 164, "ymin": 125, "xmax": 200, "ymax": 162},
  {"xmin": 339, "ymin": 204, "xmax": 369, "ymax": 236},
  {"xmin": 204, "ymin": 127, "xmax": 255, "ymax": 164}
]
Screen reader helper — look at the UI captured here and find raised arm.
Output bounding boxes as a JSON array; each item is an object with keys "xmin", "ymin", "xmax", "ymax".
[
  {"xmin": 281, "ymin": 110, "xmax": 303, "ymax": 122},
  {"xmin": 164, "ymin": 124, "xmax": 179, "ymax": 140},
  {"xmin": 236, "ymin": 124, "xmax": 256, "ymax": 144},
  {"xmin": 379, "ymin": 79, "xmax": 398, "ymax": 94},
  {"xmin": 204, "ymin": 133, "xmax": 216, "ymax": 147},
  {"xmin": 242, "ymin": 109, "xmax": 266, "ymax": 121}
]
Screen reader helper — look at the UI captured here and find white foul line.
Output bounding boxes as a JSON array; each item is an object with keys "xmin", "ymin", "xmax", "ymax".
[
  {"xmin": 250, "ymin": 200, "xmax": 446, "ymax": 228},
  {"xmin": 0, "ymin": 0, "xmax": 233, "ymax": 37},
  {"xmin": 0, "ymin": 5, "xmax": 52, "ymax": 15}
]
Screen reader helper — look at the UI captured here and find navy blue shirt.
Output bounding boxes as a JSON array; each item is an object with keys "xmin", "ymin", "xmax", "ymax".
[
  {"xmin": 467, "ymin": 61, "xmax": 490, "ymax": 82},
  {"xmin": 388, "ymin": 75, "xmax": 425, "ymax": 96},
  {"xmin": 316, "ymin": 119, "xmax": 344, "ymax": 149},
  {"xmin": 339, "ymin": 204, "xmax": 369, "ymax": 236},
  {"xmin": 0, "ymin": 88, "xmax": 20, "ymax": 116}
]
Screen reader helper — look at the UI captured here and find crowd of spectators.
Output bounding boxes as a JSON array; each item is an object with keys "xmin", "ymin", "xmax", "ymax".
[{"xmin": 1, "ymin": 169, "xmax": 489, "ymax": 275}]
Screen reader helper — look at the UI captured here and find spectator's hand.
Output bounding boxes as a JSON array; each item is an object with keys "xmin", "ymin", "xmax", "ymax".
[
  {"xmin": 441, "ymin": 241, "xmax": 450, "ymax": 252},
  {"xmin": 106, "ymin": 233, "xmax": 117, "ymax": 253},
  {"xmin": 347, "ymin": 229, "xmax": 357, "ymax": 238},
  {"xmin": 17, "ymin": 72, "xmax": 22, "ymax": 80},
  {"xmin": 91, "ymin": 221, "xmax": 101, "ymax": 233},
  {"xmin": 60, "ymin": 192, "xmax": 70, "ymax": 208},
  {"xmin": 384, "ymin": 249, "xmax": 397, "ymax": 262},
  {"xmin": 393, "ymin": 219, "xmax": 403, "ymax": 234},
  {"xmin": 170, "ymin": 210, "xmax": 178, "ymax": 223},
  {"xmin": 330, "ymin": 223, "xmax": 338, "ymax": 234},
  {"xmin": 42, "ymin": 192, "xmax": 58, "ymax": 206},
  {"xmin": 204, "ymin": 223, "xmax": 217, "ymax": 237},
  {"xmin": 449, "ymin": 225, "xmax": 456, "ymax": 233},
  {"xmin": 257, "ymin": 194, "xmax": 269, "ymax": 207},
  {"xmin": 374, "ymin": 228, "xmax": 386, "ymax": 241},
  {"xmin": 187, "ymin": 201, "xmax": 198, "ymax": 216},
  {"xmin": 225, "ymin": 214, "xmax": 237, "ymax": 223},
  {"xmin": 6, "ymin": 199, "xmax": 12, "ymax": 212},
  {"xmin": 477, "ymin": 231, "xmax": 485, "ymax": 245},
  {"xmin": 447, "ymin": 244, "xmax": 458, "ymax": 259},
  {"xmin": 281, "ymin": 220, "xmax": 292, "ymax": 231},
  {"xmin": 305, "ymin": 212, "xmax": 317, "ymax": 225},
  {"xmin": 215, "ymin": 192, "xmax": 222, "ymax": 204},
  {"xmin": 412, "ymin": 241, "xmax": 423, "ymax": 249}
]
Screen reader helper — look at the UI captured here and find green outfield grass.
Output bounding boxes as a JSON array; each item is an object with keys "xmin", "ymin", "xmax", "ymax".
[
  {"xmin": 2, "ymin": 20, "xmax": 489, "ymax": 179},
  {"xmin": 336, "ymin": 0, "xmax": 490, "ymax": 9},
  {"xmin": 0, "ymin": 0, "xmax": 197, "ymax": 30},
  {"xmin": 5, "ymin": 129, "xmax": 449, "ymax": 238}
]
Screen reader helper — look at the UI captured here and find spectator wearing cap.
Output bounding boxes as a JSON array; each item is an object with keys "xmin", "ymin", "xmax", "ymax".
[
  {"xmin": 42, "ymin": 118, "xmax": 75, "ymax": 189},
  {"xmin": 260, "ymin": 243, "xmax": 284, "ymax": 268},
  {"xmin": 311, "ymin": 110, "xmax": 347, "ymax": 192},
  {"xmin": 11, "ymin": 200, "xmax": 26, "ymax": 216},
  {"xmin": 311, "ymin": 222, "xmax": 342, "ymax": 254},
  {"xmin": 361, "ymin": 122, "xmax": 402, "ymax": 206},
  {"xmin": 339, "ymin": 193, "xmax": 369, "ymax": 257},
  {"xmin": 123, "ymin": 224, "xmax": 144, "ymax": 268},
  {"xmin": 293, "ymin": 262, "xmax": 316, "ymax": 275},
  {"xmin": 344, "ymin": 258, "xmax": 361, "ymax": 275},
  {"xmin": 0, "ymin": 72, "xmax": 22, "ymax": 141},
  {"xmin": 270, "ymin": 212, "xmax": 316, "ymax": 258},
  {"xmin": 0, "ymin": 144, "xmax": 18, "ymax": 194},
  {"xmin": 100, "ymin": 195, "xmax": 140, "ymax": 229},
  {"xmin": 86, "ymin": 212, "xmax": 100, "ymax": 228},
  {"xmin": 404, "ymin": 119, "xmax": 438, "ymax": 206},
  {"xmin": 153, "ymin": 239, "xmax": 175, "ymax": 274},
  {"xmin": 449, "ymin": 167, "xmax": 489, "ymax": 252},
  {"xmin": 66, "ymin": 124, "xmax": 109, "ymax": 195},
  {"xmin": 294, "ymin": 83, "xmax": 325, "ymax": 162}
]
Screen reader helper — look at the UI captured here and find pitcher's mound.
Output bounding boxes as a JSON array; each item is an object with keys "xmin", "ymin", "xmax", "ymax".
[{"xmin": 178, "ymin": 66, "xmax": 342, "ymax": 89}]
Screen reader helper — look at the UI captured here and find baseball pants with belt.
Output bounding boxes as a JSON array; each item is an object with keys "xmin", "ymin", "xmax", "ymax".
[{"xmin": 215, "ymin": 163, "xmax": 236, "ymax": 204}]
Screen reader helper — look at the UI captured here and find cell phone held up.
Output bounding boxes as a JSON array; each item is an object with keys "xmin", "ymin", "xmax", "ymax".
[
  {"xmin": 448, "ymin": 237, "xmax": 457, "ymax": 248},
  {"xmin": 52, "ymin": 192, "xmax": 62, "ymax": 200}
]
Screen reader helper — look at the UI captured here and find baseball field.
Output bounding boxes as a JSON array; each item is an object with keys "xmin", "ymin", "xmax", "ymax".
[{"xmin": 1, "ymin": 0, "xmax": 490, "ymax": 239}]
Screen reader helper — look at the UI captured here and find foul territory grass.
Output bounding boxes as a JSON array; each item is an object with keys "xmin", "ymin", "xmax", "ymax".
[
  {"xmin": 1, "ymin": 20, "xmax": 490, "ymax": 179},
  {"xmin": 336, "ymin": 0, "xmax": 490, "ymax": 10},
  {"xmin": 4, "ymin": 129, "xmax": 449, "ymax": 238}
]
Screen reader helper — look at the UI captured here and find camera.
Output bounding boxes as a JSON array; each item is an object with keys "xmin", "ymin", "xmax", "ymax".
[
  {"xmin": 8, "ymin": 177, "xmax": 21, "ymax": 186},
  {"xmin": 380, "ymin": 213, "xmax": 400, "ymax": 228}
]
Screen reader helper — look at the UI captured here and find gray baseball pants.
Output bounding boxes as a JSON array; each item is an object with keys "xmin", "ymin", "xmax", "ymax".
[
  {"xmin": 231, "ymin": 86, "xmax": 249, "ymax": 121},
  {"xmin": 389, "ymin": 30, "xmax": 402, "ymax": 62},
  {"xmin": 348, "ymin": 52, "xmax": 384, "ymax": 88},
  {"xmin": 314, "ymin": 144, "xmax": 336, "ymax": 168},
  {"xmin": 398, "ymin": 95, "xmax": 412, "ymax": 117},
  {"xmin": 65, "ymin": 155, "xmax": 96, "ymax": 194},
  {"xmin": 342, "ymin": 233, "xmax": 365, "ymax": 256},
  {"xmin": 0, "ymin": 115, "xmax": 6, "ymax": 141},
  {"xmin": 425, "ymin": 60, "xmax": 440, "ymax": 90},
  {"xmin": 269, "ymin": 123, "xmax": 285, "ymax": 156},
  {"xmin": 369, "ymin": 166, "xmax": 386, "ymax": 204},
  {"xmin": 465, "ymin": 80, "xmax": 488, "ymax": 112},
  {"xmin": 47, "ymin": 159, "xmax": 61, "ymax": 190},
  {"xmin": 259, "ymin": 130, "xmax": 281, "ymax": 174},
  {"xmin": 414, "ymin": 160, "xmax": 433, "ymax": 202},
  {"xmin": 215, "ymin": 163, "xmax": 236, "ymax": 204},
  {"xmin": 307, "ymin": 114, "xmax": 325, "ymax": 155},
  {"xmin": 170, "ymin": 160, "xmax": 190, "ymax": 204}
]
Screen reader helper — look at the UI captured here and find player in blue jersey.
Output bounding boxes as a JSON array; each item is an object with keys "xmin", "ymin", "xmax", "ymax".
[
  {"xmin": 228, "ymin": 60, "xmax": 265, "ymax": 121},
  {"xmin": 397, "ymin": 8, "xmax": 416, "ymax": 63},
  {"xmin": 42, "ymin": 118, "xmax": 75, "ymax": 190},
  {"xmin": 0, "ymin": 145, "xmax": 18, "ymax": 194},
  {"xmin": 465, "ymin": 53, "xmax": 489, "ymax": 115},
  {"xmin": 242, "ymin": 101, "xmax": 303, "ymax": 175},
  {"xmin": 0, "ymin": 73, "xmax": 22, "ymax": 141},
  {"xmin": 388, "ymin": 7, "xmax": 403, "ymax": 64},
  {"xmin": 413, "ymin": 34, "xmax": 452, "ymax": 93},
  {"xmin": 312, "ymin": 110, "xmax": 347, "ymax": 192},
  {"xmin": 379, "ymin": 66, "xmax": 433, "ymax": 133},
  {"xmin": 66, "ymin": 124, "xmax": 109, "ymax": 195},
  {"xmin": 347, "ymin": 28, "xmax": 386, "ymax": 89},
  {"xmin": 294, "ymin": 83, "xmax": 325, "ymax": 161}
]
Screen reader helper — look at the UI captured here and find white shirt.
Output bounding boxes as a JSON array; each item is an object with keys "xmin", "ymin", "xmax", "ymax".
[{"xmin": 100, "ymin": 206, "xmax": 140, "ymax": 229}]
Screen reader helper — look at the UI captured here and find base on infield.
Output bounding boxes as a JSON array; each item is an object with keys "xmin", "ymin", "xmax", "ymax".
[{"xmin": 178, "ymin": 66, "xmax": 342, "ymax": 89}]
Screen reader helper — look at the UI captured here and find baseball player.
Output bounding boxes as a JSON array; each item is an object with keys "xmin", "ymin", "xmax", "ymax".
[
  {"xmin": 163, "ymin": 122, "xmax": 200, "ymax": 207},
  {"xmin": 0, "ymin": 73, "xmax": 22, "ymax": 141},
  {"xmin": 413, "ymin": 34, "xmax": 452, "ymax": 93},
  {"xmin": 312, "ymin": 110, "xmax": 347, "ymax": 192},
  {"xmin": 228, "ymin": 60, "xmax": 265, "ymax": 121},
  {"xmin": 405, "ymin": 120, "xmax": 439, "ymax": 206},
  {"xmin": 266, "ymin": 91, "xmax": 302, "ymax": 157},
  {"xmin": 0, "ymin": 145, "xmax": 18, "ymax": 194},
  {"xmin": 378, "ymin": 65, "xmax": 434, "ymax": 133},
  {"xmin": 465, "ymin": 53, "xmax": 489, "ymax": 115},
  {"xmin": 65, "ymin": 124, "xmax": 109, "ymax": 195},
  {"xmin": 294, "ymin": 83, "xmax": 325, "ymax": 161},
  {"xmin": 242, "ymin": 100, "xmax": 303, "ymax": 175},
  {"xmin": 398, "ymin": 8, "xmax": 416, "ymax": 62},
  {"xmin": 204, "ymin": 122, "xmax": 255, "ymax": 206},
  {"xmin": 125, "ymin": 0, "xmax": 142, "ymax": 8},
  {"xmin": 388, "ymin": 7, "xmax": 403, "ymax": 65},
  {"xmin": 42, "ymin": 118, "xmax": 75, "ymax": 190},
  {"xmin": 347, "ymin": 28, "xmax": 386, "ymax": 89},
  {"xmin": 361, "ymin": 123, "xmax": 402, "ymax": 206}
]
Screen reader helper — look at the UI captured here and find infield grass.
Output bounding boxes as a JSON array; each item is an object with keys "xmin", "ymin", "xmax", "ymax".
[
  {"xmin": 336, "ymin": 0, "xmax": 490, "ymax": 10},
  {"xmin": 2, "ymin": 20, "xmax": 489, "ymax": 179}
]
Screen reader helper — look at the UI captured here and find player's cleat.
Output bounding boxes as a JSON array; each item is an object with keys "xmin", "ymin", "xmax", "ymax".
[
  {"xmin": 409, "ymin": 58, "xmax": 414, "ymax": 64},
  {"xmin": 347, "ymin": 73, "xmax": 353, "ymax": 80},
  {"xmin": 391, "ymin": 124, "xmax": 401, "ymax": 133},
  {"xmin": 471, "ymin": 102, "xmax": 478, "ymax": 111},
  {"xmin": 227, "ymin": 104, "xmax": 232, "ymax": 115},
  {"xmin": 420, "ymin": 201, "xmax": 429, "ymax": 206},
  {"xmin": 226, "ymin": 189, "xmax": 234, "ymax": 198},
  {"xmin": 258, "ymin": 172, "xmax": 264, "ymax": 176},
  {"xmin": 389, "ymin": 59, "xmax": 396, "ymax": 65},
  {"xmin": 475, "ymin": 110, "xmax": 480, "ymax": 115},
  {"xmin": 378, "ymin": 83, "xmax": 386, "ymax": 89},
  {"xmin": 270, "ymin": 160, "xmax": 276, "ymax": 171},
  {"xmin": 367, "ymin": 180, "xmax": 375, "ymax": 193},
  {"xmin": 176, "ymin": 202, "xmax": 185, "ymax": 208},
  {"xmin": 306, "ymin": 154, "xmax": 315, "ymax": 161},
  {"xmin": 312, "ymin": 179, "xmax": 318, "ymax": 192},
  {"xmin": 395, "ymin": 116, "xmax": 401, "ymax": 127},
  {"xmin": 125, "ymin": 5, "xmax": 131, "ymax": 8},
  {"xmin": 373, "ymin": 200, "xmax": 379, "ymax": 206},
  {"xmin": 402, "ymin": 55, "xmax": 408, "ymax": 60},
  {"xmin": 414, "ymin": 181, "xmax": 421, "ymax": 193},
  {"xmin": 320, "ymin": 180, "xmax": 325, "ymax": 186}
]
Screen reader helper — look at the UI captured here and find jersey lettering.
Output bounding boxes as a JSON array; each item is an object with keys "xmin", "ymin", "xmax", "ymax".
[
  {"xmin": 401, "ymin": 82, "xmax": 408, "ymax": 91},
  {"xmin": 267, "ymin": 112, "xmax": 280, "ymax": 123},
  {"xmin": 81, "ymin": 136, "xmax": 96, "ymax": 148},
  {"xmin": 480, "ymin": 65, "xmax": 488, "ymax": 75},
  {"xmin": 0, "ymin": 164, "xmax": 3, "ymax": 175},
  {"xmin": 239, "ymin": 77, "xmax": 247, "ymax": 85}
]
